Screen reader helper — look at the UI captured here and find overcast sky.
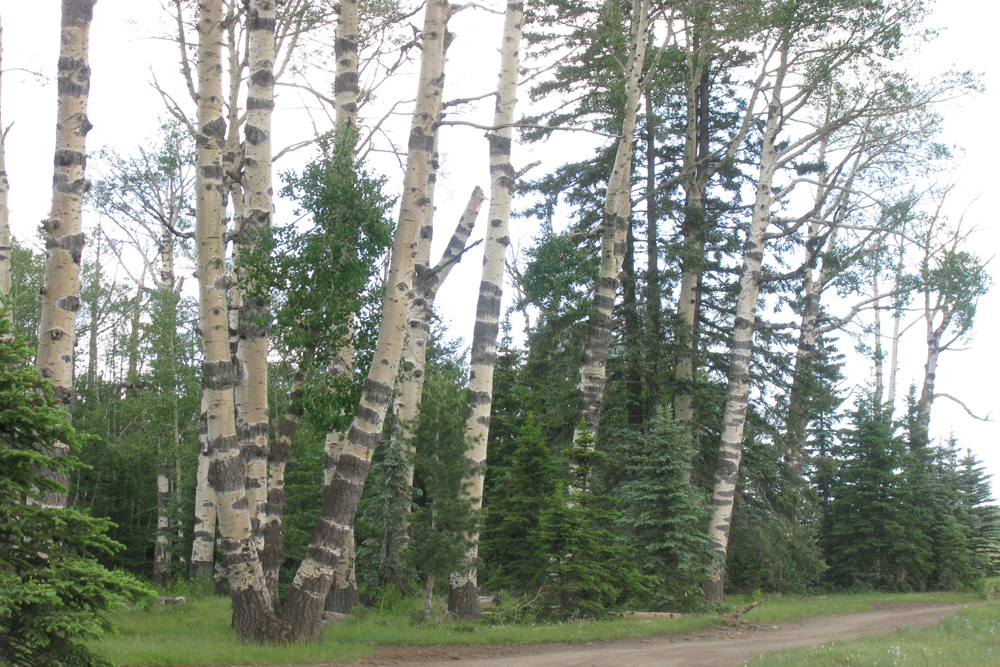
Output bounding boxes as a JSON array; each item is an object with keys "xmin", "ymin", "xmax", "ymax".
[{"xmin": 3, "ymin": 1, "xmax": 997, "ymax": 489}]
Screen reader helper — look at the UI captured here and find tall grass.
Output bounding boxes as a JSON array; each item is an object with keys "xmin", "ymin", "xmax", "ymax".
[{"xmin": 745, "ymin": 603, "xmax": 1000, "ymax": 666}]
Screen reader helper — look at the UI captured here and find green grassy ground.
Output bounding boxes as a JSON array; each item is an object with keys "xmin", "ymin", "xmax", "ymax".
[
  {"xmin": 90, "ymin": 591, "xmax": 984, "ymax": 666},
  {"xmin": 745, "ymin": 602, "xmax": 1000, "ymax": 667}
]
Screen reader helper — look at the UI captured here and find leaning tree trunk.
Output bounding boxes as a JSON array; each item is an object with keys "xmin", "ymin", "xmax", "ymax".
[
  {"xmin": 279, "ymin": 0, "xmax": 450, "ymax": 641},
  {"xmin": 571, "ymin": 0, "xmax": 650, "ymax": 448},
  {"xmin": 703, "ymin": 46, "xmax": 787, "ymax": 604},
  {"xmin": 447, "ymin": 0, "xmax": 528, "ymax": 620},
  {"xmin": 0, "ymin": 15, "xmax": 10, "ymax": 322},
  {"xmin": 233, "ymin": 0, "xmax": 276, "ymax": 558},
  {"xmin": 194, "ymin": 0, "xmax": 279, "ymax": 642},
  {"xmin": 381, "ymin": 186, "xmax": 485, "ymax": 589},
  {"xmin": 34, "ymin": 0, "xmax": 97, "ymax": 510}
]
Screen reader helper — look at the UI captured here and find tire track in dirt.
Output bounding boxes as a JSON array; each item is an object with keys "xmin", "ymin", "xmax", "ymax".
[{"xmin": 358, "ymin": 602, "xmax": 968, "ymax": 667}]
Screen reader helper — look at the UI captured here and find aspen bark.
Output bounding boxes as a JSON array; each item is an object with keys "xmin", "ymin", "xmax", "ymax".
[
  {"xmin": 642, "ymin": 94, "xmax": 661, "ymax": 417},
  {"xmin": 35, "ymin": 0, "xmax": 97, "ymax": 509},
  {"xmin": 0, "ymin": 14, "xmax": 10, "ymax": 321},
  {"xmin": 885, "ymin": 242, "xmax": 905, "ymax": 409},
  {"xmin": 571, "ymin": 0, "xmax": 649, "ymax": 447},
  {"xmin": 383, "ymin": 186, "xmax": 484, "ymax": 588},
  {"xmin": 279, "ymin": 0, "xmax": 450, "ymax": 640},
  {"xmin": 320, "ymin": 0, "xmax": 366, "ymax": 611},
  {"xmin": 447, "ymin": 0, "xmax": 528, "ymax": 620},
  {"xmin": 190, "ymin": 392, "xmax": 216, "ymax": 578},
  {"xmin": 153, "ymin": 463, "xmax": 172, "ymax": 586},
  {"xmin": 194, "ymin": 0, "xmax": 279, "ymax": 641},
  {"xmin": 673, "ymin": 33, "xmax": 710, "ymax": 427},
  {"xmin": 234, "ymin": 0, "xmax": 276, "ymax": 554},
  {"xmin": 703, "ymin": 46, "xmax": 787, "ymax": 604}
]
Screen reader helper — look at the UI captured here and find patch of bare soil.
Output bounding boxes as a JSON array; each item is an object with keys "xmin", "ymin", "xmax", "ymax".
[{"xmin": 354, "ymin": 602, "xmax": 968, "ymax": 667}]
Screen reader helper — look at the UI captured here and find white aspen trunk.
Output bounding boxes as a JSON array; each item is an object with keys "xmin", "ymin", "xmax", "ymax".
[
  {"xmin": 0, "ymin": 14, "xmax": 10, "ymax": 322},
  {"xmin": 383, "ymin": 186, "xmax": 485, "ymax": 588},
  {"xmin": 703, "ymin": 46, "xmax": 788, "ymax": 604},
  {"xmin": 674, "ymin": 27, "xmax": 708, "ymax": 427},
  {"xmin": 234, "ymin": 0, "xmax": 276, "ymax": 553},
  {"xmin": 335, "ymin": 0, "xmax": 359, "ymax": 131},
  {"xmin": 885, "ymin": 242, "xmax": 905, "ymax": 410},
  {"xmin": 153, "ymin": 463, "xmax": 172, "ymax": 586},
  {"xmin": 34, "ymin": 0, "xmax": 97, "ymax": 510},
  {"xmin": 448, "ymin": 0, "xmax": 528, "ymax": 620},
  {"xmin": 190, "ymin": 391, "xmax": 217, "ymax": 578},
  {"xmin": 280, "ymin": 0, "xmax": 450, "ymax": 640},
  {"xmin": 321, "ymin": 0, "xmax": 366, "ymax": 612},
  {"xmin": 873, "ymin": 264, "xmax": 884, "ymax": 405},
  {"xmin": 261, "ymin": 346, "xmax": 312, "ymax": 603},
  {"xmin": 571, "ymin": 0, "xmax": 650, "ymax": 446},
  {"xmin": 194, "ymin": 0, "xmax": 278, "ymax": 642}
]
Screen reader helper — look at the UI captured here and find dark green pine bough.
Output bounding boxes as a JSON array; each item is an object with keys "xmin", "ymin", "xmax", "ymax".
[{"xmin": 0, "ymin": 308, "xmax": 154, "ymax": 667}]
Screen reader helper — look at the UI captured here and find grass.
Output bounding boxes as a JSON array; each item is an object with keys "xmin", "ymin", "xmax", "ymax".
[
  {"xmin": 90, "ymin": 591, "xmax": 985, "ymax": 666},
  {"xmin": 729, "ymin": 591, "xmax": 979, "ymax": 625},
  {"xmin": 744, "ymin": 602, "xmax": 1000, "ymax": 666}
]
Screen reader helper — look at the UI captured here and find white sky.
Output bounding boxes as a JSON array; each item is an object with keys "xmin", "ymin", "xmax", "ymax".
[{"xmin": 2, "ymin": 1, "xmax": 997, "ymax": 490}]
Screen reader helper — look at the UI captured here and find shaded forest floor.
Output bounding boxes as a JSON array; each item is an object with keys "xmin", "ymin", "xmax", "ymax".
[{"xmin": 91, "ymin": 591, "xmax": 988, "ymax": 666}]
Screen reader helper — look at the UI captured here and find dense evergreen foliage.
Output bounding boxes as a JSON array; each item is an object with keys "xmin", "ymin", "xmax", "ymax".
[{"xmin": 0, "ymin": 310, "xmax": 154, "ymax": 667}]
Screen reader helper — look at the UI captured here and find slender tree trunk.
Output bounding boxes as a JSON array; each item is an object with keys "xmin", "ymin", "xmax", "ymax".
[
  {"xmin": 335, "ymin": 0, "xmax": 359, "ymax": 131},
  {"xmin": 279, "ymin": 0, "xmax": 450, "ymax": 639},
  {"xmin": 885, "ymin": 242, "xmax": 905, "ymax": 409},
  {"xmin": 127, "ymin": 268, "xmax": 145, "ymax": 386},
  {"xmin": 703, "ymin": 46, "xmax": 787, "ymax": 604},
  {"xmin": 234, "ymin": 0, "xmax": 277, "ymax": 555},
  {"xmin": 153, "ymin": 462, "xmax": 172, "ymax": 586},
  {"xmin": 319, "ymin": 0, "xmax": 365, "ymax": 611},
  {"xmin": 260, "ymin": 346, "xmax": 312, "ymax": 604},
  {"xmin": 0, "ymin": 15, "xmax": 10, "ymax": 323},
  {"xmin": 190, "ymin": 391, "xmax": 216, "ymax": 578},
  {"xmin": 34, "ymin": 0, "xmax": 97, "ymax": 510},
  {"xmin": 194, "ymin": 0, "xmax": 278, "ymax": 641},
  {"xmin": 382, "ymin": 185, "xmax": 484, "ymax": 590},
  {"xmin": 643, "ymin": 94, "xmax": 661, "ymax": 417},
  {"xmin": 448, "ymin": 0, "xmax": 527, "ymax": 620},
  {"xmin": 571, "ymin": 0, "xmax": 649, "ymax": 447},
  {"xmin": 622, "ymin": 221, "xmax": 643, "ymax": 425},
  {"xmin": 873, "ymin": 262, "xmax": 884, "ymax": 405},
  {"xmin": 673, "ymin": 41, "xmax": 710, "ymax": 427}
]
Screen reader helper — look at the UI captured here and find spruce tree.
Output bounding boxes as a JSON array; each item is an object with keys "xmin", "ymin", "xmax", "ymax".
[{"xmin": 0, "ymin": 307, "xmax": 154, "ymax": 667}]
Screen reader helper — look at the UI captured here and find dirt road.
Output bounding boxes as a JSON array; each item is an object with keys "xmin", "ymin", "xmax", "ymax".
[{"xmin": 361, "ymin": 603, "xmax": 967, "ymax": 667}]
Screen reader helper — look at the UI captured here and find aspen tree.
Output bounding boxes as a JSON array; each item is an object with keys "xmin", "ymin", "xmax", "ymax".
[
  {"xmin": 446, "ymin": 0, "xmax": 527, "ymax": 620},
  {"xmin": 234, "ymin": 0, "xmax": 276, "ymax": 556},
  {"xmin": 280, "ymin": 0, "xmax": 451, "ymax": 640},
  {"xmin": 571, "ymin": 0, "xmax": 649, "ymax": 447},
  {"xmin": 383, "ymin": 185, "xmax": 485, "ymax": 586},
  {"xmin": 194, "ymin": 0, "xmax": 280, "ymax": 640},
  {"xmin": 34, "ymin": 0, "xmax": 97, "ymax": 509},
  {"xmin": 0, "ymin": 13, "xmax": 9, "ymax": 321},
  {"xmin": 703, "ymin": 0, "xmax": 935, "ymax": 601}
]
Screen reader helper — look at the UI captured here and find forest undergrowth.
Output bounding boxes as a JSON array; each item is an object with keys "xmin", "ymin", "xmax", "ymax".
[{"xmin": 90, "ymin": 589, "xmax": 984, "ymax": 666}]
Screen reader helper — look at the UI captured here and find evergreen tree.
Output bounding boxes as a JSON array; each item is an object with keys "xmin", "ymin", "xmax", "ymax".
[
  {"xmin": 482, "ymin": 413, "xmax": 561, "ymax": 593},
  {"xmin": 0, "ymin": 307, "xmax": 154, "ymax": 667},
  {"xmin": 613, "ymin": 412, "xmax": 713, "ymax": 609},
  {"xmin": 823, "ymin": 397, "xmax": 934, "ymax": 590}
]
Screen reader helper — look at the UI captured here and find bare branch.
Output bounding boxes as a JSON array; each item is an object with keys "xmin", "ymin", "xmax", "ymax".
[{"xmin": 934, "ymin": 393, "xmax": 992, "ymax": 422}]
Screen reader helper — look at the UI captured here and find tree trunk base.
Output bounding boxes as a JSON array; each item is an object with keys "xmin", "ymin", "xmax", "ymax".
[
  {"xmin": 703, "ymin": 574, "xmax": 724, "ymax": 604},
  {"xmin": 189, "ymin": 560, "xmax": 215, "ymax": 581},
  {"xmin": 325, "ymin": 585, "xmax": 360, "ymax": 614},
  {"xmin": 447, "ymin": 580, "xmax": 481, "ymax": 620}
]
